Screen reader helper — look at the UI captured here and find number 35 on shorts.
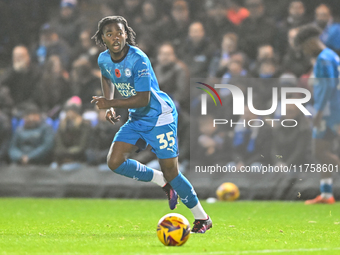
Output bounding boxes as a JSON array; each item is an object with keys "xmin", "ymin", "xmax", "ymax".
[{"xmin": 156, "ymin": 131, "xmax": 175, "ymax": 149}]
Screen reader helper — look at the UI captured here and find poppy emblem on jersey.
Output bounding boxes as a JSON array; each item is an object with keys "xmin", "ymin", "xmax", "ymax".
[
  {"xmin": 115, "ymin": 68, "xmax": 121, "ymax": 78},
  {"xmin": 125, "ymin": 68, "xmax": 132, "ymax": 78}
]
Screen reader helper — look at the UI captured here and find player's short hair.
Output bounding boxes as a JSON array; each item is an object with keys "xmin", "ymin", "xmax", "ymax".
[
  {"xmin": 294, "ymin": 24, "xmax": 322, "ymax": 47},
  {"xmin": 92, "ymin": 16, "xmax": 137, "ymax": 47}
]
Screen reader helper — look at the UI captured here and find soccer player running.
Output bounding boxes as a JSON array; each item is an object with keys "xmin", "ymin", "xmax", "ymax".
[
  {"xmin": 91, "ymin": 16, "xmax": 212, "ymax": 232},
  {"xmin": 295, "ymin": 24, "xmax": 340, "ymax": 204}
]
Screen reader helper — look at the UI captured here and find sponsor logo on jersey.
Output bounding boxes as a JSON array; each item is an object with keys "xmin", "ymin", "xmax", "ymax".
[
  {"xmin": 114, "ymin": 82, "xmax": 136, "ymax": 97},
  {"xmin": 138, "ymin": 68, "xmax": 150, "ymax": 77}
]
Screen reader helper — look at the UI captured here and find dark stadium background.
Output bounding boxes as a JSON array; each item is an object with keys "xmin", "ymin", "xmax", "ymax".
[{"xmin": 1, "ymin": 0, "xmax": 340, "ymax": 200}]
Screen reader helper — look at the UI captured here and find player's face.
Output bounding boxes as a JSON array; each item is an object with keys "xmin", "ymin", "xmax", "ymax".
[{"xmin": 101, "ymin": 22, "xmax": 127, "ymax": 54}]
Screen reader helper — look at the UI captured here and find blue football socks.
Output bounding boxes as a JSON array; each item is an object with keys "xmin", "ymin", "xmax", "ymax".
[
  {"xmin": 320, "ymin": 178, "xmax": 333, "ymax": 199},
  {"xmin": 113, "ymin": 159, "xmax": 154, "ymax": 182},
  {"xmin": 169, "ymin": 172, "xmax": 199, "ymax": 209}
]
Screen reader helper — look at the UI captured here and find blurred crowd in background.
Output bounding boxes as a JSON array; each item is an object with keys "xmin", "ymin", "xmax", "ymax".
[{"xmin": 0, "ymin": 0, "xmax": 340, "ymax": 171}]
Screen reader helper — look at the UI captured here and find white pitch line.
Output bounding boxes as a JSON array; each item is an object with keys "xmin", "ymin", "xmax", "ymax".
[
  {"xmin": 2, "ymin": 248, "xmax": 340, "ymax": 255},
  {"xmin": 127, "ymin": 247, "xmax": 340, "ymax": 255}
]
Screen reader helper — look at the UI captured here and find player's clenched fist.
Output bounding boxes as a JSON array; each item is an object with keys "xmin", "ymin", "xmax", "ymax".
[
  {"xmin": 91, "ymin": 96, "xmax": 112, "ymax": 109},
  {"xmin": 106, "ymin": 107, "xmax": 120, "ymax": 125},
  {"xmin": 91, "ymin": 97, "xmax": 121, "ymax": 124}
]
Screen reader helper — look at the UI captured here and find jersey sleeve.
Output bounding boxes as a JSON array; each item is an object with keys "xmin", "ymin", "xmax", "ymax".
[
  {"xmin": 314, "ymin": 58, "xmax": 336, "ymax": 112},
  {"xmin": 326, "ymin": 24, "xmax": 340, "ymax": 51},
  {"xmin": 133, "ymin": 56, "xmax": 151, "ymax": 92}
]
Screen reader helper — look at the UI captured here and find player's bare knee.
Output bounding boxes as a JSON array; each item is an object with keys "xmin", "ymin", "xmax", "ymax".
[
  {"xmin": 107, "ymin": 155, "xmax": 125, "ymax": 171},
  {"xmin": 161, "ymin": 167, "xmax": 178, "ymax": 182}
]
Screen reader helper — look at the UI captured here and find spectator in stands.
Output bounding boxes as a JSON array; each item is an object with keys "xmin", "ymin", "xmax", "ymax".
[
  {"xmin": 53, "ymin": 103, "xmax": 91, "ymax": 170},
  {"xmin": 134, "ymin": 0, "xmax": 168, "ymax": 48},
  {"xmin": 154, "ymin": 43, "xmax": 191, "ymax": 167},
  {"xmin": 221, "ymin": 58, "xmax": 247, "ymax": 83},
  {"xmin": 229, "ymin": 52, "xmax": 249, "ymax": 73},
  {"xmin": 238, "ymin": 0, "xmax": 276, "ymax": 60},
  {"xmin": 86, "ymin": 109, "xmax": 120, "ymax": 170},
  {"xmin": 132, "ymin": 0, "xmax": 167, "ymax": 61},
  {"xmin": 228, "ymin": 105, "xmax": 272, "ymax": 169},
  {"xmin": 0, "ymin": 0, "xmax": 331, "ymax": 175},
  {"xmin": 116, "ymin": 0, "xmax": 143, "ymax": 28},
  {"xmin": 258, "ymin": 59, "xmax": 279, "ymax": 79},
  {"xmin": 49, "ymin": 0, "xmax": 83, "ymax": 50},
  {"xmin": 272, "ymin": 104, "xmax": 311, "ymax": 166},
  {"xmin": 209, "ymin": 33, "xmax": 238, "ymax": 78},
  {"xmin": 36, "ymin": 23, "xmax": 72, "ymax": 70},
  {"xmin": 314, "ymin": 4, "xmax": 340, "ymax": 53},
  {"xmin": 179, "ymin": 21, "xmax": 215, "ymax": 77},
  {"xmin": 0, "ymin": 86, "xmax": 13, "ymax": 116},
  {"xmin": 0, "ymin": 1, "xmax": 49, "ymax": 68},
  {"xmin": 204, "ymin": 0, "xmax": 236, "ymax": 44},
  {"xmin": 277, "ymin": 0, "xmax": 309, "ymax": 57},
  {"xmin": 226, "ymin": 0, "xmax": 250, "ymax": 26},
  {"xmin": 253, "ymin": 60, "xmax": 280, "ymax": 107},
  {"xmin": 176, "ymin": 111, "xmax": 191, "ymax": 171},
  {"xmin": 217, "ymin": 77, "xmax": 247, "ymax": 124},
  {"xmin": 0, "ymin": 0, "xmax": 51, "ymax": 65},
  {"xmin": 154, "ymin": 43, "xmax": 190, "ymax": 113},
  {"xmin": 164, "ymin": 0, "xmax": 191, "ymax": 47},
  {"xmin": 73, "ymin": 28, "xmax": 100, "ymax": 69},
  {"xmin": 195, "ymin": 115, "xmax": 231, "ymax": 165},
  {"xmin": 9, "ymin": 103, "xmax": 55, "ymax": 165},
  {"xmin": 0, "ymin": 111, "xmax": 11, "ymax": 166},
  {"xmin": 71, "ymin": 57, "xmax": 101, "ymax": 111},
  {"xmin": 257, "ymin": 45, "xmax": 275, "ymax": 62},
  {"xmin": 249, "ymin": 44, "xmax": 277, "ymax": 77},
  {"xmin": 35, "ymin": 55, "xmax": 72, "ymax": 115},
  {"xmin": 282, "ymin": 27, "xmax": 312, "ymax": 77},
  {"xmin": 1, "ymin": 45, "xmax": 40, "ymax": 109}
]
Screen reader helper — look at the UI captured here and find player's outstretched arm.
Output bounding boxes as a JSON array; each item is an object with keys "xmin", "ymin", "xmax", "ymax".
[{"xmin": 91, "ymin": 91, "xmax": 150, "ymax": 109}]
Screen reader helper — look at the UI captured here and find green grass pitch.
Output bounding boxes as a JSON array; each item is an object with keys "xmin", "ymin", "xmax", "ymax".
[{"xmin": 1, "ymin": 198, "xmax": 340, "ymax": 255}]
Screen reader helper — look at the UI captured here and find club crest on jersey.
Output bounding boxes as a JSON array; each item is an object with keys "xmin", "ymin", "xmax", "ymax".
[
  {"xmin": 115, "ymin": 68, "xmax": 121, "ymax": 78},
  {"xmin": 125, "ymin": 68, "xmax": 132, "ymax": 78}
]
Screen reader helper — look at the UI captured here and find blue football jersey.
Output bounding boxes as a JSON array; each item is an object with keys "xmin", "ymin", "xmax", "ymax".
[
  {"xmin": 313, "ymin": 48, "xmax": 340, "ymax": 123},
  {"xmin": 98, "ymin": 45, "xmax": 177, "ymax": 127}
]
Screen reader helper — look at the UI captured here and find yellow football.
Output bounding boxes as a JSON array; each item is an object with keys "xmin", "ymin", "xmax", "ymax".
[
  {"xmin": 157, "ymin": 213, "xmax": 190, "ymax": 246},
  {"xmin": 216, "ymin": 182, "xmax": 240, "ymax": 201}
]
